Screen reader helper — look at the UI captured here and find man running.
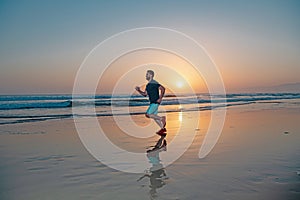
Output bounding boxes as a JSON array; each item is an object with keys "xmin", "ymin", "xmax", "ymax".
[{"xmin": 135, "ymin": 70, "xmax": 167, "ymax": 136}]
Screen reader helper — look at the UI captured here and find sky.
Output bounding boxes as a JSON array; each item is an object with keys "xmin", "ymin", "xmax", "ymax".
[{"xmin": 0, "ymin": 0, "xmax": 299, "ymax": 94}]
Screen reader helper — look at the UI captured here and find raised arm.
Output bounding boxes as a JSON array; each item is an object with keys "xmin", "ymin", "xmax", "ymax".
[{"xmin": 135, "ymin": 86, "xmax": 147, "ymax": 97}]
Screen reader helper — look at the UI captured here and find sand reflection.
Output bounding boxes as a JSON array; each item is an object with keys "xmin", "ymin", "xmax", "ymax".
[{"xmin": 138, "ymin": 136, "xmax": 169, "ymax": 199}]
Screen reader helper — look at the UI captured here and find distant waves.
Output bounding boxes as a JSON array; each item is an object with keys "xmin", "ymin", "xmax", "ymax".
[{"xmin": 0, "ymin": 93, "xmax": 299, "ymax": 125}]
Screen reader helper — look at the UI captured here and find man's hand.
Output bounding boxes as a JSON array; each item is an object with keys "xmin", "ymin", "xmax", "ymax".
[
  {"xmin": 156, "ymin": 98, "xmax": 162, "ymax": 104},
  {"xmin": 135, "ymin": 86, "xmax": 147, "ymax": 97}
]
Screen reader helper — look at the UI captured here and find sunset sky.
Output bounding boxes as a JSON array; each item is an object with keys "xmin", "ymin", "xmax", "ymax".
[{"xmin": 0, "ymin": 0, "xmax": 299, "ymax": 94}]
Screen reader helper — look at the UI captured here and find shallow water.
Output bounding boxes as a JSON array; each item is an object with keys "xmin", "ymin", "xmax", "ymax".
[{"xmin": 1, "ymin": 93, "xmax": 299, "ymax": 125}]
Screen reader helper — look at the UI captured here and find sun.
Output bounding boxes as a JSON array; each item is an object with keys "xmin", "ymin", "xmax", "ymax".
[
  {"xmin": 176, "ymin": 81, "xmax": 183, "ymax": 88},
  {"xmin": 176, "ymin": 81, "xmax": 184, "ymax": 88}
]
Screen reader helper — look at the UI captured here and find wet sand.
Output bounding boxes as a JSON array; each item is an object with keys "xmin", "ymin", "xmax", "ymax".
[{"xmin": 0, "ymin": 100, "xmax": 299, "ymax": 200}]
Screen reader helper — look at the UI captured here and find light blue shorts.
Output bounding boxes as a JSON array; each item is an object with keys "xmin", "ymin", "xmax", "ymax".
[{"xmin": 146, "ymin": 103, "xmax": 159, "ymax": 115}]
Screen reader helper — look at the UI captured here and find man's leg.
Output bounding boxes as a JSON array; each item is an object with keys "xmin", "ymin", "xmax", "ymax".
[
  {"xmin": 147, "ymin": 114, "xmax": 163, "ymax": 129},
  {"xmin": 155, "ymin": 119, "xmax": 163, "ymax": 128},
  {"xmin": 146, "ymin": 103, "xmax": 166, "ymax": 131}
]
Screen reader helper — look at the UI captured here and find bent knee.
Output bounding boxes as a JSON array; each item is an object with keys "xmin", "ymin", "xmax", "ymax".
[{"xmin": 145, "ymin": 114, "xmax": 150, "ymax": 118}]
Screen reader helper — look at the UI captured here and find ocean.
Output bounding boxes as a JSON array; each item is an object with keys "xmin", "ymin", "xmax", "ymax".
[{"xmin": 0, "ymin": 93, "xmax": 299, "ymax": 125}]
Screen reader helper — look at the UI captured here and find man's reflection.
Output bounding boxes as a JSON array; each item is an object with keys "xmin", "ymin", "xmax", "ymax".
[{"xmin": 137, "ymin": 136, "xmax": 168, "ymax": 199}]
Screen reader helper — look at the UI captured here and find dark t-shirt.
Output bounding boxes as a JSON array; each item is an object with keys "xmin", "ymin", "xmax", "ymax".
[{"xmin": 146, "ymin": 80, "xmax": 161, "ymax": 104}]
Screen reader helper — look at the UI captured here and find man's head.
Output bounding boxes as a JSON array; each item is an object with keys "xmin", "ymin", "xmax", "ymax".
[{"xmin": 146, "ymin": 70, "xmax": 154, "ymax": 81}]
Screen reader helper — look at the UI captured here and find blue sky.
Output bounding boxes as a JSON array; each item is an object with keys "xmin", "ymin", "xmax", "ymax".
[{"xmin": 0, "ymin": 0, "xmax": 299, "ymax": 93}]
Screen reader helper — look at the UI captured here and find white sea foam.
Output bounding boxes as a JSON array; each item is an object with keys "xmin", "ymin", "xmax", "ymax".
[{"xmin": 0, "ymin": 93, "xmax": 299, "ymax": 125}]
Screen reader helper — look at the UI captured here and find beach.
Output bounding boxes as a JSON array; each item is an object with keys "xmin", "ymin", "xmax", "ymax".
[
  {"xmin": 0, "ymin": 99, "xmax": 299, "ymax": 200},
  {"xmin": 1, "ymin": 0, "xmax": 300, "ymax": 199}
]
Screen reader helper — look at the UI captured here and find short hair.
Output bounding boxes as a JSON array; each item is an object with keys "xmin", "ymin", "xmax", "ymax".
[{"xmin": 147, "ymin": 70, "xmax": 154, "ymax": 77}]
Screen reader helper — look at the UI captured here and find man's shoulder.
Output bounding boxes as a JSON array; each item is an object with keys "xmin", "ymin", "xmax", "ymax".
[{"xmin": 149, "ymin": 80, "xmax": 160, "ymax": 85}]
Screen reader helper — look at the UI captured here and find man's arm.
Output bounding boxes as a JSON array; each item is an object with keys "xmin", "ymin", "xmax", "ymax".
[
  {"xmin": 156, "ymin": 85, "xmax": 165, "ymax": 103},
  {"xmin": 135, "ymin": 86, "xmax": 147, "ymax": 97}
]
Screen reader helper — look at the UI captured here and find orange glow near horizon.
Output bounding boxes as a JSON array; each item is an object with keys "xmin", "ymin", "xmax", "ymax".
[{"xmin": 97, "ymin": 49, "xmax": 208, "ymax": 95}]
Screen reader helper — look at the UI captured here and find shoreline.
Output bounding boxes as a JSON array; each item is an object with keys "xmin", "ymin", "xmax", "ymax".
[{"xmin": 1, "ymin": 98, "xmax": 299, "ymax": 126}]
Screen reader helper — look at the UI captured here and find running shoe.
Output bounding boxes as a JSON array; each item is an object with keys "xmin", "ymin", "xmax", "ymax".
[{"xmin": 156, "ymin": 128, "xmax": 167, "ymax": 136}]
